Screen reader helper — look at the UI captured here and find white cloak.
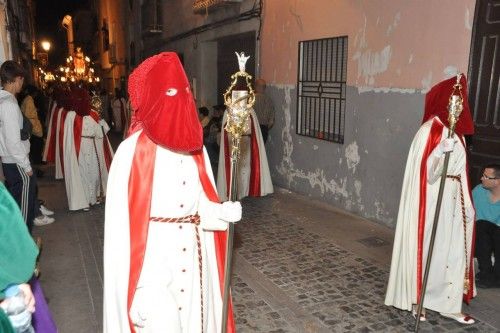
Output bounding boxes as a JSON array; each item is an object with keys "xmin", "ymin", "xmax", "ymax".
[
  {"xmin": 112, "ymin": 97, "xmax": 127, "ymax": 132},
  {"xmin": 385, "ymin": 117, "xmax": 475, "ymax": 314},
  {"xmin": 104, "ymin": 130, "xmax": 229, "ymax": 333},
  {"xmin": 63, "ymin": 111, "xmax": 110, "ymax": 211},
  {"xmin": 216, "ymin": 109, "xmax": 273, "ymax": 201}
]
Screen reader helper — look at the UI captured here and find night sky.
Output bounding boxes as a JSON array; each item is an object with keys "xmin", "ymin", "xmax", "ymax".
[{"xmin": 35, "ymin": 0, "xmax": 90, "ymax": 68}]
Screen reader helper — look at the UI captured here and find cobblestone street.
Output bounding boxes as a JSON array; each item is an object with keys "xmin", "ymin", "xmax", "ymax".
[{"xmin": 34, "ymin": 166, "xmax": 500, "ymax": 332}]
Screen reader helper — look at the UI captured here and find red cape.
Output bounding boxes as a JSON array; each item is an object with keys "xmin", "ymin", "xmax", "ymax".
[{"xmin": 127, "ymin": 132, "xmax": 235, "ymax": 333}]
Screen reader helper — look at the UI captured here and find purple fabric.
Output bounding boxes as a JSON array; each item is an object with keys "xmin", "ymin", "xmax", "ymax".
[{"xmin": 30, "ymin": 278, "xmax": 57, "ymax": 333}]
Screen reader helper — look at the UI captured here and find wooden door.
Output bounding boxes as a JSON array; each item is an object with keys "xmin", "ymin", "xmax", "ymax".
[{"xmin": 468, "ymin": 0, "xmax": 500, "ymax": 186}]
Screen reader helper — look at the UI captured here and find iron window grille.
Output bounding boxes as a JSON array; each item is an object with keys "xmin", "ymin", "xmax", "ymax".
[{"xmin": 296, "ymin": 36, "xmax": 347, "ymax": 143}]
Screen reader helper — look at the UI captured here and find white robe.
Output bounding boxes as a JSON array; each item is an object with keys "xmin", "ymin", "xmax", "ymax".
[
  {"xmin": 112, "ymin": 97, "xmax": 127, "ymax": 132},
  {"xmin": 216, "ymin": 109, "xmax": 273, "ymax": 201},
  {"xmin": 63, "ymin": 112, "xmax": 108, "ymax": 211},
  {"xmin": 104, "ymin": 130, "xmax": 229, "ymax": 333},
  {"xmin": 94, "ymin": 119, "xmax": 112, "ymax": 195},
  {"xmin": 385, "ymin": 117, "xmax": 475, "ymax": 314}
]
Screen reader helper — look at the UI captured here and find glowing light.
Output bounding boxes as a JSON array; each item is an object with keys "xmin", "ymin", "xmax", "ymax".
[{"xmin": 40, "ymin": 41, "xmax": 51, "ymax": 52}]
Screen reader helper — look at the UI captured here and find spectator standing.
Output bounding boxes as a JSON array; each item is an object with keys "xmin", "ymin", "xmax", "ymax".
[
  {"xmin": 253, "ymin": 78, "xmax": 275, "ymax": 143},
  {"xmin": 0, "ymin": 61, "xmax": 37, "ymax": 231},
  {"xmin": 111, "ymin": 88, "xmax": 127, "ymax": 133},
  {"xmin": 20, "ymin": 85, "xmax": 43, "ymax": 165},
  {"xmin": 473, "ymin": 164, "xmax": 500, "ymax": 288},
  {"xmin": 0, "ymin": 61, "xmax": 53, "ymax": 231}
]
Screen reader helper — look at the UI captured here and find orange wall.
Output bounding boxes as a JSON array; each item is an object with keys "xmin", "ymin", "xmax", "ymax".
[{"xmin": 260, "ymin": 0, "xmax": 476, "ymax": 89}]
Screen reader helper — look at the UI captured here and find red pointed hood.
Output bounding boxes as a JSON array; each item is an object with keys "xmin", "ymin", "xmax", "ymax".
[
  {"xmin": 69, "ymin": 87, "xmax": 92, "ymax": 117},
  {"xmin": 127, "ymin": 52, "xmax": 202, "ymax": 152},
  {"xmin": 422, "ymin": 74, "xmax": 474, "ymax": 135}
]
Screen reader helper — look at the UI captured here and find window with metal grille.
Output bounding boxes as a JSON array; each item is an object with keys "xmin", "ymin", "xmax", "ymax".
[{"xmin": 296, "ymin": 36, "xmax": 347, "ymax": 143}]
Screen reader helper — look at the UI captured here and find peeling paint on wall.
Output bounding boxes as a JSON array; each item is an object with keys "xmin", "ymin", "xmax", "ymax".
[
  {"xmin": 275, "ymin": 84, "xmax": 350, "ymax": 199},
  {"xmin": 465, "ymin": 8, "xmax": 473, "ymax": 31},
  {"xmin": 353, "ymin": 45, "xmax": 393, "ymax": 85},
  {"xmin": 357, "ymin": 86, "xmax": 417, "ymax": 94},
  {"xmin": 354, "ymin": 180, "xmax": 362, "ymax": 197},
  {"xmin": 443, "ymin": 65, "xmax": 459, "ymax": 78},
  {"xmin": 386, "ymin": 12, "xmax": 401, "ymax": 36},
  {"xmin": 374, "ymin": 200, "xmax": 393, "ymax": 224},
  {"xmin": 345, "ymin": 142, "xmax": 360, "ymax": 173},
  {"xmin": 421, "ymin": 71, "xmax": 433, "ymax": 93}
]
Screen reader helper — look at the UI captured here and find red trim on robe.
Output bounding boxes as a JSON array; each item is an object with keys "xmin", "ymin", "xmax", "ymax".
[
  {"xmin": 44, "ymin": 106, "xmax": 59, "ymax": 163},
  {"xmin": 127, "ymin": 132, "xmax": 156, "ymax": 333},
  {"xmin": 103, "ymin": 137, "xmax": 113, "ymax": 170},
  {"xmin": 126, "ymin": 135, "xmax": 235, "ymax": 333},
  {"xmin": 457, "ymin": 135, "xmax": 476, "ymax": 304},
  {"xmin": 223, "ymin": 116, "xmax": 262, "ymax": 198},
  {"xmin": 192, "ymin": 150, "xmax": 235, "ymax": 333},
  {"xmin": 58, "ymin": 110, "xmax": 68, "ymax": 175},
  {"xmin": 73, "ymin": 115, "xmax": 83, "ymax": 160},
  {"xmin": 90, "ymin": 110, "xmax": 100, "ymax": 123},
  {"xmin": 416, "ymin": 118, "xmax": 444, "ymax": 302},
  {"xmin": 248, "ymin": 119, "xmax": 261, "ymax": 197}
]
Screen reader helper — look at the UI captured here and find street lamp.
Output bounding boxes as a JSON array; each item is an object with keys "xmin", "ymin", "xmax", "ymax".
[{"xmin": 40, "ymin": 40, "xmax": 51, "ymax": 52}]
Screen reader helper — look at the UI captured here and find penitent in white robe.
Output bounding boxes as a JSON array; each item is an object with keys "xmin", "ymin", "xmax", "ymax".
[
  {"xmin": 103, "ymin": 130, "xmax": 228, "ymax": 333},
  {"xmin": 216, "ymin": 109, "xmax": 273, "ymax": 201},
  {"xmin": 112, "ymin": 97, "xmax": 127, "ymax": 132},
  {"xmin": 63, "ymin": 112, "xmax": 110, "ymax": 211},
  {"xmin": 385, "ymin": 117, "xmax": 475, "ymax": 314}
]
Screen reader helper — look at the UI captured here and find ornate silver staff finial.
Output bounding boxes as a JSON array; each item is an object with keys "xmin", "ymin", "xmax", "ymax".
[
  {"xmin": 235, "ymin": 52, "xmax": 250, "ymax": 73},
  {"xmin": 447, "ymin": 73, "xmax": 464, "ymax": 134}
]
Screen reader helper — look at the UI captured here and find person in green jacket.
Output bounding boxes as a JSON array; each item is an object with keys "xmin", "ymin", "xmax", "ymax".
[{"xmin": 0, "ymin": 181, "xmax": 39, "ymax": 329}]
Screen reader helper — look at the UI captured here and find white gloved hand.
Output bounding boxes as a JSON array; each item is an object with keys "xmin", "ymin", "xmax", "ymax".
[
  {"xmin": 433, "ymin": 138, "xmax": 456, "ymax": 157},
  {"xmin": 219, "ymin": 201, "xmax": 242, "ymax": 223}
]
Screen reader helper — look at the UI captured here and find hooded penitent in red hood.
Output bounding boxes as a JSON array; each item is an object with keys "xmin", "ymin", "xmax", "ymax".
[
  {"xmin": 120, "ymin": 52, "xmax": 235, "ymax": 333},
  {"xmin": 127, "ymin": 52, "xmax": 202, "ymax": 152},
  {"xmin": 422, "ymin": 74, "xmax": 474, "ymax": 135},
  {"xmin": 69, "ymin": 87, "xmax": 92, "ymax": 117}
]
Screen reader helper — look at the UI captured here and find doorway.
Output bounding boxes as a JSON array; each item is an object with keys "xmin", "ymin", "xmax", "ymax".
[
  {"xmin": 468, "ymin": 0, "xmax": 500, "ymax": 186},
  {"xmin": 217, "ymin": 31, "xmax": 256, "ymax": 105}
]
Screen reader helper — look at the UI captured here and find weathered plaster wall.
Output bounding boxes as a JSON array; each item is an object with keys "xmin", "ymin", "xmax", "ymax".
[
  {"xmin": 259, "ymin": 0, "xmax": 476, "ymax": 226},
  {"xmin": 158, "ymin": 0, "xmax": 477, "ymax": 227},
  {"xmin": 260, "ymin": 0, "xmax": 476, "ymax": 89},
  {"xmin": 267, "ymin": 85, "xmax": 423, "ymax": 226}
]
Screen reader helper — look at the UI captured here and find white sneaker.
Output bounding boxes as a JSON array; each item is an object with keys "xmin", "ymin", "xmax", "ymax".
[
  {"xmin": 34, "ymin": 215, "xmax": 55, "ymax": 226},
  {"xmin": 40, "ymin": 204, "xmax": 54, "ymax": 216}
]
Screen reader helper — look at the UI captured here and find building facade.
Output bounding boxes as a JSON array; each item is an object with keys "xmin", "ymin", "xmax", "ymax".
[
  {"xmin": 0, "ymin": 0, "xmax": 36, "ymax": 80},
  {"xmin": 91, "ymin": 0, "xmax": 128, "ymax": 93},
  {"xmin": 125, "ymin": 0, "xmax": 499, "ymax": 228}
]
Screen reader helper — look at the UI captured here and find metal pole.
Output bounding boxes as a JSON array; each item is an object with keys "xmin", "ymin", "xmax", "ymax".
[
  {"xmin": 221, "ymin": 138, "xmax": 239, "ymax": 333},
  {"xmin": 414, "ymin": 141, "xmax": 452, "ymax": 332},
  {"xmin": 414, "ymin": 74, "xmax": 464, "ymax": 332}
]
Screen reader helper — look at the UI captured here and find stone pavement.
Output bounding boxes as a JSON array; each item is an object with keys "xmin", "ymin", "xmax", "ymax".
[{"xmin": 34, "ymin": 167, "xmax": 500, "ymax": 332}]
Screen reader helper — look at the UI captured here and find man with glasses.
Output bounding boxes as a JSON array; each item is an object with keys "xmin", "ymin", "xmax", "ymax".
[{"xmin": 473, "ymin": 164, "xmax": 500, "ymax": 288}]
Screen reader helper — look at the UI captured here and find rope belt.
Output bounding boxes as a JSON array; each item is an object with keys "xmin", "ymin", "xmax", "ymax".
[
  {"xmin": 149, "ymin": 214, "xmax": 204, "ymax": 332},
  {"xmin": 446, "ymin": 174, "xmax": 470, "ymax": 292},
  {"xmin": 81, "ymin": 135, "xmax": 96, "ymax": 138}
]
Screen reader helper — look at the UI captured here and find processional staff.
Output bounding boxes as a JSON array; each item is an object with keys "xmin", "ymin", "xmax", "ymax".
[
  {"xmin": 414, "ymin": 74, "xmax": 465, "ymax": 332},
  {"xmin": 220, "ymin": 52, "xmax": 255, "ymax": 333}
]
